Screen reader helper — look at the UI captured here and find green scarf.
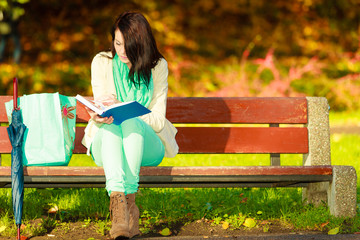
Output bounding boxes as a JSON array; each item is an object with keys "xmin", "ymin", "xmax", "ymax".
[{"xmin": 112, "ymin": 54, "xmax": 153, "ymax": 107}]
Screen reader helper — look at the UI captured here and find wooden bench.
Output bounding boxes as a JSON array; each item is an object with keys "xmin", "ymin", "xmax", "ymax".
[{"xmin": 0, "ymin": 96, "xmax": 357, "ymax": 218}]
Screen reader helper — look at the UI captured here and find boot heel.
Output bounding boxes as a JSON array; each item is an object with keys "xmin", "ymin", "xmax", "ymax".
[{"xmin": 126, "ymin": 193, "xmax": 141, "ymax": 238}]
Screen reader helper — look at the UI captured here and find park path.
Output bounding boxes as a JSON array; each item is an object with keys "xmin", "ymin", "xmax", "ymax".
[
  {"xmin": 137, "ymin": 233, "xmax": 360, "ymax": 239},
  {"xmin": 330, "ymin": 126, "xmax": 360, "ymax": 135}
]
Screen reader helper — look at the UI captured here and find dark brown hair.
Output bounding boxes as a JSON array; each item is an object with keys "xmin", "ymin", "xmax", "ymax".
[{"xmin": 110, "ymin": 12, "xmax": 164, "ymax": 88}]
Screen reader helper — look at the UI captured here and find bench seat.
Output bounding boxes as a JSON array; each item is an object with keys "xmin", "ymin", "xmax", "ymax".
[{"xmin": 0, "ymin": 166, "xmax": 333, "ymax": 188}]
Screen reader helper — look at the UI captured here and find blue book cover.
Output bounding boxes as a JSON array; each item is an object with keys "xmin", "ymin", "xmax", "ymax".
[{"xmin": 75, "ymin": 95, "xmax": 151, "ymax": 125}]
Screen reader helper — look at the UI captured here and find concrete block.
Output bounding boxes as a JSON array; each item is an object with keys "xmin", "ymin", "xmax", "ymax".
[
  {"xmin": 303, "ymin": 97, "xmax": 331, "ymax": 166},
  {"xmin": 302, "ymin": 97, "xmax": 331, "ymax": 205},
  {"xmin": 328, "ymin": 165, "xmax": 357, "ymax": 218},
  {"xmin": 303, "ymin": 182, "xmax": 329, "ymax": 206}
]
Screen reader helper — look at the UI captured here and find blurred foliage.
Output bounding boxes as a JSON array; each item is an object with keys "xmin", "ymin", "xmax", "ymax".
[{"xmin": 0, "ymin": 0, "xmax": 359, "ymax": 111}]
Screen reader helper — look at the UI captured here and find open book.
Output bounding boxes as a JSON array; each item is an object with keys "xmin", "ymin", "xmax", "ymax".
[{"xmin": 75, "ymin": 94, "xmax": 151, "ymax": 125}]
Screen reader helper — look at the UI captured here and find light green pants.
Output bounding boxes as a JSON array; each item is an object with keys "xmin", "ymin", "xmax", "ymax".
[{"xmin": 90, "ymin": 118, "xmax": 165, "ymax": 195}]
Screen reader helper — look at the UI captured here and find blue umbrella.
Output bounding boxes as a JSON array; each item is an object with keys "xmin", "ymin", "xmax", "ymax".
[{"xmin": 7, "ymin": 78, "xmax": 27, "ymax": 240}]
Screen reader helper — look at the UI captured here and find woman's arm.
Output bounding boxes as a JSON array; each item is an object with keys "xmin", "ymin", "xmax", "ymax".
[
  {"xmin": 139, "ymin": 58, "xmax": 168, "ymax": 132},
  {"xmin": 91, "ymin": 53, "xmax": 112, "ymax": 100},
  {"xmin": 88, "ymin": 53, "xmax": 116, "ymax": 124}
]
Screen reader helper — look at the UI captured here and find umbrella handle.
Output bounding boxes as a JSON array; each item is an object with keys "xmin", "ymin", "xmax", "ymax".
[{"xmin": 13, "ymin": 77, "xmax": 19, "ymax": 110}]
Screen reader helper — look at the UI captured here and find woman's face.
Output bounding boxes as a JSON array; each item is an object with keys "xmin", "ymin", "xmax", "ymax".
[{"xmin": 114, "ymin": 28, "xmax": 132, "ymax": 68}]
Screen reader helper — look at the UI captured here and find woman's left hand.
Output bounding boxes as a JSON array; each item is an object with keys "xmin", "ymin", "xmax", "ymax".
[{"xmin": 96, "ymin": 95, "xmax": 121, "ymax": 107}]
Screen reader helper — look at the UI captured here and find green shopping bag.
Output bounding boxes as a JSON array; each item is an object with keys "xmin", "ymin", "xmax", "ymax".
[{"xmin": 5, "ymin": 93, "xmax": 76, "ymax": 166}]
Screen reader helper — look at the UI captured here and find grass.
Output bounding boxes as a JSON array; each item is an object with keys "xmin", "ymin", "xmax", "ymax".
[
  {"xmin": 0, "ymin": 112, "xmax": 359, "ymax": 237},
  {"xmin": 329, "ymin": 110, "xmax": 360, "ymax": 127}
]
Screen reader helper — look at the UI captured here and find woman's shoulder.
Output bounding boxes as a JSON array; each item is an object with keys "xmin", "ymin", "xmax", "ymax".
[
  {"xmin": 92, "ymin": 51, "xmax": 113, "ymax": 64},
  {"xmin": 152, "ymin": 58, "xmax": 168, "ymax": 84},
  {"xmin": 153, "ymin": 58, "xmax": 168, "ymax": 72}
]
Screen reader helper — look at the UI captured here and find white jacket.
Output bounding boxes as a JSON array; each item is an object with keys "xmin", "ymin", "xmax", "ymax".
[{"xmin": 81, "ymin": 51, "xmax": 179, "ymax": 158}]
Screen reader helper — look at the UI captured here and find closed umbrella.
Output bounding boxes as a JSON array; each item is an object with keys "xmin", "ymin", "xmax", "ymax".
[{"xmin": 7, "ymin": 77, "xmax": 27, "ymax": 240}]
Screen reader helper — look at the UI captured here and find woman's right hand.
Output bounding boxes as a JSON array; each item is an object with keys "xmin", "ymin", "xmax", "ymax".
[
  {"xmin": 86, "ymin": 95, "xmax": 120, "ymax": 124},
  {"xmin": 85, "ymin": 107, "xmax": 114, "ymax": 124}
]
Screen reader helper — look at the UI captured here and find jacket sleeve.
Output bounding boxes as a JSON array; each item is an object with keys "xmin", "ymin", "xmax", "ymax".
[
  {"xmin": 91, "ymin": 53, "xmax": 112, "ymax": 100},
  {"xmin": 139, "ymin": 58, "xmax": 168, "ymax": 133}
]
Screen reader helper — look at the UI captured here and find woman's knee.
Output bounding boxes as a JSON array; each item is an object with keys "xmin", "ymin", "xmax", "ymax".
[{"xmin": 121, "ymin": 118, "xmax": 145, "ymax": 137}]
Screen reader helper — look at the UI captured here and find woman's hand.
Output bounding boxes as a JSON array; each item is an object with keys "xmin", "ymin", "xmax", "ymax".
[
  {"xmin": 96, "ymin": 95, "xmax": 121, "ymax": 107},
  {"xmin": 85, "ymin": 95, "xmax": 120, "ymax": 124},
  {"xmin": 85, "ymin": 107, "xmax": 114, "ymax": 124}
]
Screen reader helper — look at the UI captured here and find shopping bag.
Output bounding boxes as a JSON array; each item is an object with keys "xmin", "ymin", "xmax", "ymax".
[{"xmin": 5, "ymin": 93, "xmax": 77, "ymax": 166}]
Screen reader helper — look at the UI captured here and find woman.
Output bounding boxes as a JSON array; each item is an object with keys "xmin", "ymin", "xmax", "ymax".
[{"xmin": 82, "ymin": 12, "xmax": 178, "ymax": 239}]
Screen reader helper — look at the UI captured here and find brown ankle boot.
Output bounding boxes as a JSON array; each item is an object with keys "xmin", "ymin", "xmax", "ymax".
[
  {"xmin": 109, "ymin": 192, "xmax": 130, "ymax": 239},
  {"xmin": 126, "ymin": 193, "xmax": 141, "ymax": 238}
]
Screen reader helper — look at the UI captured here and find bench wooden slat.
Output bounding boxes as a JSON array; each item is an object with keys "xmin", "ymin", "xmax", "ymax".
[
  {"xmin": 174, "ymin": 127, "xmax": 308, "ymax": 154},
  {"xmin": 0, "ymin": 166, "xmax": 333, "ymax": 176},
  {"xmin": 0, "ymin": 127, "xmax": 9, "ymax": 152},
  {"xmin": 0, "ymin": 176, "xmax": 331, "ymax": 188},
  {"xmin": 0, "ymin": 182, "xmax": 324, "ymax": 188},
  {"xmin": 166, "ymin": 97, "xmax": 308, "ymax": 124},
  {"xmin": 1, "ymin": 126, "xmax": 308, "ymax": 154},
  {"xmin": 1, "ymin": 96, "xmax": 307, "ymax": 124},
  {"xmin": 0, "ymin": 166, "xmax": 333, "ymax": 188},
  {"xmin": 0, "ymin": 96, "xmax": 11, "ymax": 123}
]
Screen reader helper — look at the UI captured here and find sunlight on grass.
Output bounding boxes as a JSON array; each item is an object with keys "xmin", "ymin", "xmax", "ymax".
[
  {"xmin": 329, "ymin": 110, "xmax": 360, "ymax": 127},
  {"xmin": 331, "ymin": 134, "xmax": 360, "ymax": 185},
  {"xmin": 160, "ymin": 154, "xmax": 303, "ymax": 167},
  {"xmin": 68, "ymin": 155, "xmax": 96, "ymax": 166}
]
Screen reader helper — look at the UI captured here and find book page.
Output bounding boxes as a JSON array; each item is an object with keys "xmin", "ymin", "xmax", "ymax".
[
  {"xmin": 75, "ymin": 94, "xmax": 103, "ymax": 115},
  {"xmin": 105, "ymin": 101, "xmax": 135, "ymax": 110}
]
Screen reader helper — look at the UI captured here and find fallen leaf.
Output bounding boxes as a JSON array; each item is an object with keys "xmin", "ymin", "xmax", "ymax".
[
  {"xmin": 320, "ymin": 222, "xmax": 329, "ymax": 228},
  {"xmin": 48, "ymin": 206, "xmax": 59, "ymax": 214},
  {"xmin": 0, "ymin": 226, "xmax": 6, "ymax": 233},
  {"xmin": 222, "ymin": 222, "xmax": 229, "ymax": 230},
  {"xmin": 20, "ymin": 236, "xmax": 29, "ymax": 240},
  {"xmin": 159, "ymin": 228, "xmax": 171, "ymax": 236},
  {"xmin": 241, "ymin": 197, "xmax": 248, "ymax": 203},
  {"xmin": 328, "ymin": 227, "xmax": 340, "ymax": 235},
  {"xmin": 243, "ymin": 218, "xmax": 256, "ymax": 228}
]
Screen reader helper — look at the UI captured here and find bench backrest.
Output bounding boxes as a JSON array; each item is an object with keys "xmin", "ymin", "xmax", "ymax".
[{"xmin": 0, "ymin": 96, "xmax": 331, "ymax": 165}]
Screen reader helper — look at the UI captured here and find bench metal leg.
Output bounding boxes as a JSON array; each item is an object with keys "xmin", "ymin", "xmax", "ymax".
[{"xmin": 327, "ymin": 165, "xmax": 357, "ymax": 218}]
